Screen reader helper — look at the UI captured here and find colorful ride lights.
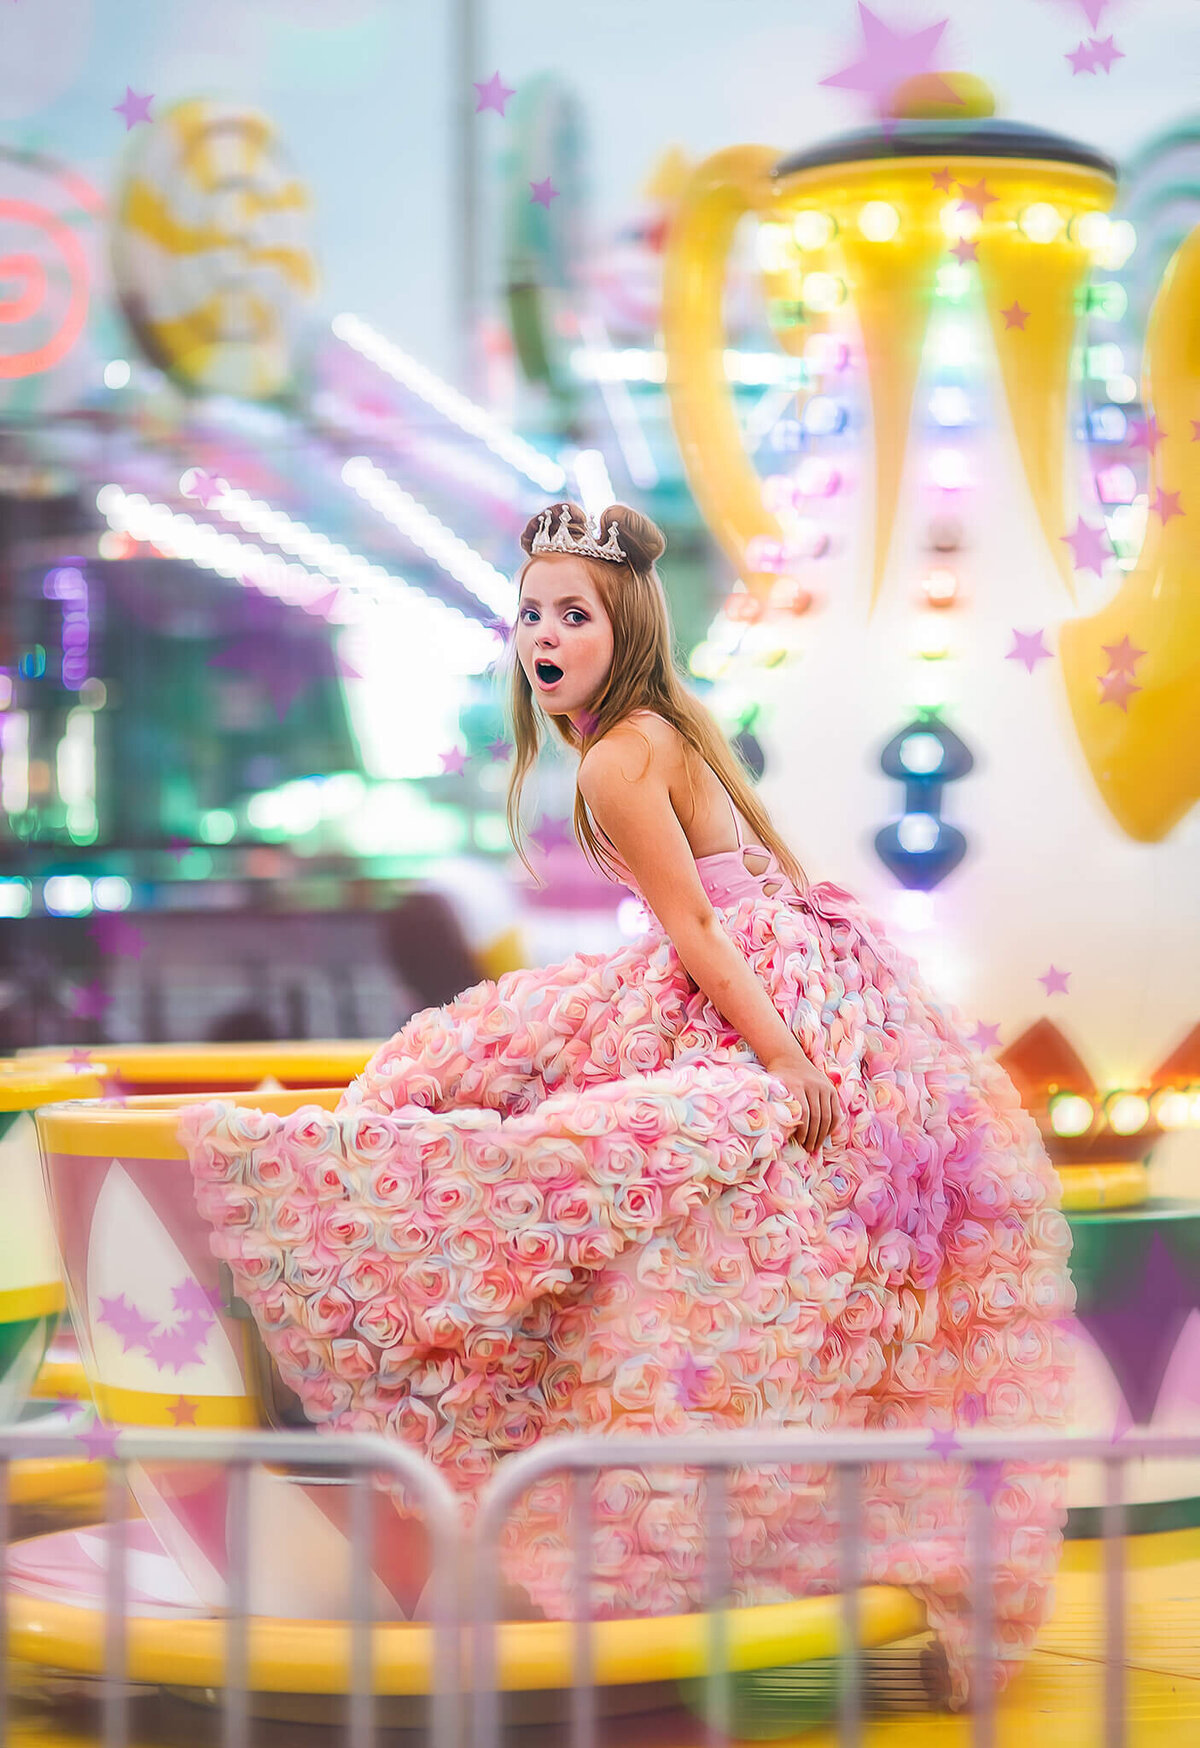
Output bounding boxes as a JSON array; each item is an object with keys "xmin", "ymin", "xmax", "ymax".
[
  {"xmin": 803, "ymin": 333, "xmax": 849, "ymax": 374},
  {"xmin": 800, "ymin": 271, "xmax": 845, "ymax": 313},
  {"xmin": 873, "ymin": 717, "xmax": 974, "ymax": 891},
  {"xmin": 929, "ymin": 448, "xmax": 970, "ymax": 490},
  {"xmin": 1086, "ymin": 281, "xmax": 1129, "ymax": 322},
  {"xmin": 921, "ymin": 567, "xmax": 959, "ymax": 608},
  {"xmin": 1088, "ymin": 404, "xmax": 1128, "ymax": 444},
  {"xmin": 857, "ymin": 201, "xmax": 900, "ymax": 242},
  {"xmin": 1017, "ymin": 203, "xmax": 1064, "ymax": 244},
  {"xmin": 1047, "ymin": 1086, "xmax": 1200, "ymax": 1139},
  {"xmin": 940, "ymin": 202, "xmax": 980, "ymax": 241},
  {"xmin": 1095, "ymin": 463, "xmax": 1138, "ymax": 505},
  {"xmin": 800, "ymin": 396, "xmax": 847, "ymax": 437},
  {"xmin": 928, "ymin": 386, "xmax": 972, "ymax": 428},
  {"xmin": 1048, "ymin": 1092, "xmax": 1095, "ymax": 1138},
  {"xmin": 762, "ymin": 461, "xmax": 841, "ymax": 509},
  {"xmin": 792, "ymin": 210, "xmax": 836, "ymax": 250},
  {"xmin": 1068, "ymin": 214, "xmax": 1135, "ymax": 269}
]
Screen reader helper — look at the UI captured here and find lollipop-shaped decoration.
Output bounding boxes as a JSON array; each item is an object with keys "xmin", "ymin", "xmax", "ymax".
[
  {"xmin": 0, "ymin": 147, "xmax": 99, "ymax": 414},
  {"xmin": 111, "ymin": 99, "xmax": 317, "ymax": 399}
]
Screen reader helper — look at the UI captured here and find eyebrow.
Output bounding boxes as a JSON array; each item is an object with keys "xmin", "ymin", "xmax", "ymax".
[{"xmin": 519, "ymin": 594, "xmax": 589, "ymax": 608}]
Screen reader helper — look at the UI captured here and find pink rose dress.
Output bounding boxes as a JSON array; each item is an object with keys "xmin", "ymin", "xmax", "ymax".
[{"xmin": 180, "ymin": 755, "xmax": 1072, "ymax": 1707}]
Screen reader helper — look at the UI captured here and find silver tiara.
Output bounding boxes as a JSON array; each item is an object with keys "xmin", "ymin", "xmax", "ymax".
[{"xmin": 530, "ymin": 503, "xmax": 628, "ymax": 564}]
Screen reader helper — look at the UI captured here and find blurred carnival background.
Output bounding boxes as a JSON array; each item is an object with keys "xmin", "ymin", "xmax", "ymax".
[{"xmin": 4, "ymin": 0, "xmax": 1200, "ymax": 1741}]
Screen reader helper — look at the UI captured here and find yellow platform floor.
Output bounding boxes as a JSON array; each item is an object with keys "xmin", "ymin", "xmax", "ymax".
[{"xmin": 4, "ymin": 1526, "xmax": 1200, "ymax": 1745}]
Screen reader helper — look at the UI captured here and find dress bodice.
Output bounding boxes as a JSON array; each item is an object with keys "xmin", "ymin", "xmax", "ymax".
[{"xmin": 591, "ymin": 766, "xmax": 810, "ymax": 913}]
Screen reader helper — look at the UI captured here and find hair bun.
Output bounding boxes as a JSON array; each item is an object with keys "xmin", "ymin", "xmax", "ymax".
[{"xmin": 601, "ymin": 503, "xmax": 666, "ymax": 569}]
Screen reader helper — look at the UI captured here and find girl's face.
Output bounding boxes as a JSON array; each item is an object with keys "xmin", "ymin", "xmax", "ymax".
[{"xmin": 516, "ymin": 556, "xmax": 614, "ymax": 726}]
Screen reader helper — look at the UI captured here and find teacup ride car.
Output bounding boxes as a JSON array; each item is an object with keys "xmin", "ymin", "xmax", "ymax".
[
  {"xmin": 22, "ymin": 1042, "xmax": 380, "ymax": 1411},
  {"xmin": 1, "ymin": 1061, "xmax": 109, "ymax": 1514},
  {"xmin": 14, "ymin": 1087, "xmax": 926, "ymax": 1731}
]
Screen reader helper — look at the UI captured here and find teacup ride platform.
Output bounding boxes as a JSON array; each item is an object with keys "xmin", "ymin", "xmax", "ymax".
[{"xmin": 8, "ymin": 1085, "xmax": 931, "ymax": 1732}]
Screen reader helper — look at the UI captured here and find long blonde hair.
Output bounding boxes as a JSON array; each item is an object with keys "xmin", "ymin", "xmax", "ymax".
[{"xmin": 504, "ymin": 500, "xmax": 810, "ymax": 892}]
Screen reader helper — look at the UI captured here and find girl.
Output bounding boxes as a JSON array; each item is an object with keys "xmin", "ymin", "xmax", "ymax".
[{"xmin": 183, "ymin": 501, "xmax": 1072, "ymax": 1708}]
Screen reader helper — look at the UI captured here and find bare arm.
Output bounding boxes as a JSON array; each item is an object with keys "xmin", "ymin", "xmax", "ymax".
[{"xmin": 577, "ymin": 723, "xmax": 809, "ymax": 1070}]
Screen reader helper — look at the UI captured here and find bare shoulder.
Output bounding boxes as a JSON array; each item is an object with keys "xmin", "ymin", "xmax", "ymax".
[{"xmin": 578, "ymin": 710, "xmax": 679, "ymax": 796}]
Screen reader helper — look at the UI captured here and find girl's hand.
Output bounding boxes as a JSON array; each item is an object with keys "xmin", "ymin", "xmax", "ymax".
[{"xmin": 765, "ymin": 1051, "xmax": 844, "ymax": 1153}]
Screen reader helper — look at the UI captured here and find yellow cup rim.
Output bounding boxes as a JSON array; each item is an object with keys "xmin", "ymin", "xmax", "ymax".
[
  {"xmin": 17, "ymin": 1040, "xmax": 378, "ymax": 1085},
  {"xmin": 35, "ymin": 1086, "xmax": 344, "ymax": 1159}
]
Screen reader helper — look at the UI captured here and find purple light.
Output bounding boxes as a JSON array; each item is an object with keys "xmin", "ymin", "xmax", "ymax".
[{"xmin": 42, "ymin": 564, "xmax": 90, "ymax": 690}]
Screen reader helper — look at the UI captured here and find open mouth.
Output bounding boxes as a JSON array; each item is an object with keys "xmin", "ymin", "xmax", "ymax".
[{"xmin": 534, "ymin": 659, "xmax": 564, "ymax": 687}]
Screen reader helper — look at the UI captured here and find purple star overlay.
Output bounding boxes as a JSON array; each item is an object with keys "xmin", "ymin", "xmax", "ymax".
[
  {"xmin": 1087, "ymin": 35, "xmax": 1125, "ymax": 72},
  {"xmin": 529, "ymin": 816, "xmax": 576, "ymax": 856},
  {"xmin": 930, "ymin": 166, "xmax": 955, "ymax": 192},
  {"xmin": 67, "ymin": 980, "xmax": 112, "ymax": 1021},
  {"xmin": 97, "ymin": 1280, "xmax": 216, "ymax": 1372},
  {"xmin": 485, "ymin": 736, "xmax": 512, "ymax": 762},
  {"xmin": 98, "ymin": 1293, "xmax": 157, "ymax": 1353},
  {"xmin": 439, "ymin": 747, "xmax": 468, "ymax": 776},
  {"xmin": 183, "ymin": 468, "xmax": 224, "ymax": 509},
  {"xmin": 957, "ymin": 178, "xmax": 998, "ymax": 218},
  {"xmin": 172, "ymin": 1280, "xmax": 222, "ymax": 1317},
  {"xmin": 87, "ymin": 912, "xmax": 145, "ymax": 960},
  {"xmin": 146, "ymin": 1320, "xmax": 212, "ymax": 1373},
  {"xmin": 1190, "ymin": 421, "xmax": 1200, "ymax": 443},
  {"xmin": 1152, "ymin": 488, "xmax": 1184, "ymax": 525},
  {"xmin": 1101, "ymin": 635, "xmax": 1147, "ymax": 676},
  {"xmin": 1006, "ymin": 628, "xmax": 1053, "ymax": 674},
  {"xmin": 819, "ymin": 3, "xmax": 960, "ymax": 126},
  {"xmin": 55, "ymin": 1393, "xmax": 86, "ymax": 1422},
  {"xmin": 1060, "ymin": 516, "xmax": 1112, "ymax": 576},
  {"xmin": 1126, "ymin": 416, "xmax": 1164, "ymax": 456},
  {"xmin": 166, "ymin": 836, "xmax": 191, "ymax": 863},
  {"xmin": 473, "ymin": 71, "xmax": 515, "ymax": 116},
  {"xmin": 950, "ymin": 238, "xmax": 979, "ymax": 264},
  {"xmin": 113, "ymin": 87, "xmax": 153, "ymax": 130},
  {"xmin": 1067, "ymin": 39, "xmax": 1099, "ymax": 73},
  {"xmin": 967, "ymin": 1462, "xmax": 1004, "ymax": 1505},
  {"xmin": 1098, "ymin": 670, "xmax": 1141, "ymax": 712},
  {"xmin": 529, "ymin": 177, "xmax": 559, "ymax": 209},
  {"xmin": 970, "ymin": 1021, "xmax": 1002, "ymax": 1051},
  {"xmin": 1001, "ymin": 300, "xmax": 1030, "ymax": 330},
  {"xmin": 927, "ymin": 1427, "xmax": 960, "ymax": 1458},
  {"xmin": 66, "ymin": 1048, "xmax": 95, "ymax": 1071},
  {"xmin": 76, "ymin": 1418, "xmax": 121, "ymax": 1461},
  {"xmin": 672, "ymin": 1353, "xmax": 713, "ymax": 1409},
  {"xmin": 1074, "ymin": 1230, "xmax": 1200, "ymax": 1426},
  {"xmin": 1038, "ymin": 965, "xmax": 1071, "ymax": 996},
  {"xmin": 167, "ymin": 1396, "xmax": 199, "ymax": 1426}
]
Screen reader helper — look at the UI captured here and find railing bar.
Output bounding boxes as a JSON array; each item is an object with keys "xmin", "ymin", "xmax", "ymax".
[
  {"xmin": 969, "ymin": 1463, "xmax": 996, "ymax": 1748},
  {"xmin": 0, "ymin": 1456, "xmax": 9, "ymax": 1747},
  {"xmin": 704, "ymin": 1466, "xmax": 731, "ymax": 1748},
  {"xmin": 1103, "ymin": 1457, "xmax": 1127, "ymax": 1748},
  {"xmin": 222, "ymin": 1458, "xmax": 250, "ymax": 1748},
  {"xmin": 102, "ymin": 1457, "xmax": 129, "ymax": 1748},
  {"xmin": 570, "ymin": 1466, "xmax": 596, "ymax": 1748},
  {"xmin": 838, "ymin": 1462, "xmax": 862, "ymax": 1748},
  {"xmin": 428, "ymin": 1479, "xmax": 462, "ymax": 1748},
  {"xmin": 348, "ymin": 1465, "xmax": 375, "ymax": 1748},
  {"xmin": 471, "ymin": 1476, "xmax": 501, "ymax": 1748}
]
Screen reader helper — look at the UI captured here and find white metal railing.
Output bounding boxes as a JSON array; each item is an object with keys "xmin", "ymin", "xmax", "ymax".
[{"xmin": 4, "ymin": 1424, "xmax": 1198, "ymax": 1748}]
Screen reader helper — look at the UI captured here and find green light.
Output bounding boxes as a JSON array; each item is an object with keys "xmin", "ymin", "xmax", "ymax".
[
  {"xmin": 474, "ymin": 813, "xmax": 513, "ymax": 853},
  {"xmin": 934, "ymin": 262, "xmax": 972, "ymax": 301},
  {"xmin": 200, "ymin": 808, "xmax": 237, "ymax": 844},
  {"xmin": 1086, "ymin": 281, "xmax": 1128, "ymax": 322}
]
